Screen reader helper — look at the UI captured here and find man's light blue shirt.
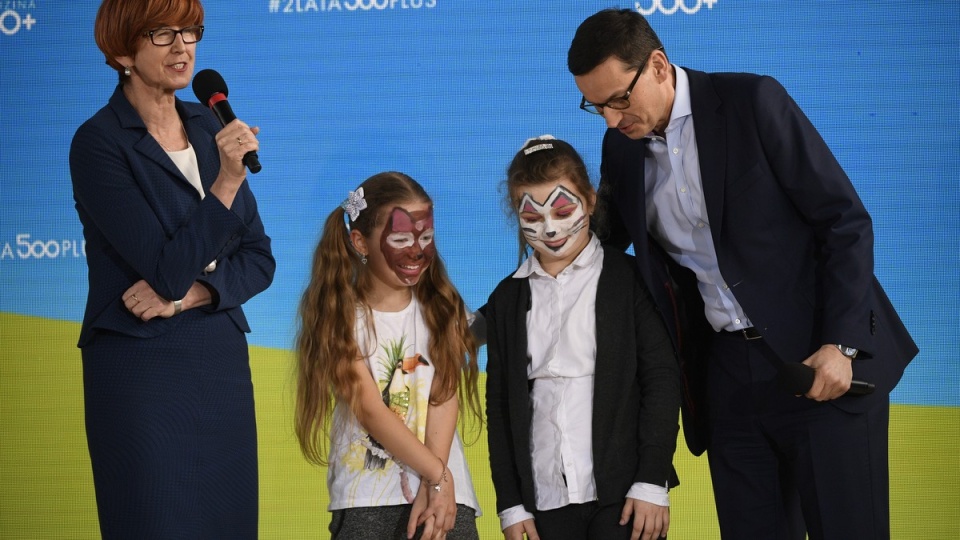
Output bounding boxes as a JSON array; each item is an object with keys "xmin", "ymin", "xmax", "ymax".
[{"xmin": 643, "ymin": 66, "xmax": 752, "ymax": 332}]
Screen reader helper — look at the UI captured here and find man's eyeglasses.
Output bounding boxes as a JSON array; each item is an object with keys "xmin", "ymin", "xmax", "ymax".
[
  {"xmin": 144, "ymin": 25, "xmax": 204, "ymax": 46},
  {"xmin": 579, "ymin": 47, "xmax": 662, "ymax": 115}
]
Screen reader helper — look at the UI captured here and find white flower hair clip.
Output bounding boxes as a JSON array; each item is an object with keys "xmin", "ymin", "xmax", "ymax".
[
  {"xmin": 341, "ymin": 187, "xmax": 368, "ymax": 222},
  {"xmin": 522, "ymin": 134, "xmax": 556, "ymax": 155}
]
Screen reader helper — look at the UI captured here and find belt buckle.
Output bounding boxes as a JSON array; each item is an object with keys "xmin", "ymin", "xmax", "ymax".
[{"xmin": 741, "ymin": 327, "xmax": 762, "ymax": 340}]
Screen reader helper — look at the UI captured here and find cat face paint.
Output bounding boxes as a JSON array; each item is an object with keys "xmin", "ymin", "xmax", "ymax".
[
  {"xmin": 517, "ymin": 184, "xmax": 587, "ymax": 258},
  {"xmin": 379, "ymin": 206, "xmax": 436, "ymax": 285}
]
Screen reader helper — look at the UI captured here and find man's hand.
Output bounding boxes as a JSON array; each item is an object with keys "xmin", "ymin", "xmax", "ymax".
[
  {"xmin": 620, "ymin": 498, "xmax": 669, "ymax": 540},
  {"xmin": 803, "ymin": 345, "xmax": 854, "ymax": 401}
]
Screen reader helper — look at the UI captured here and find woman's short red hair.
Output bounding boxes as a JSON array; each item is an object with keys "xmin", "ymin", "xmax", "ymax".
[{"xmin": 94, "ymin": 0, "xmax": 204, "ymax": 75}]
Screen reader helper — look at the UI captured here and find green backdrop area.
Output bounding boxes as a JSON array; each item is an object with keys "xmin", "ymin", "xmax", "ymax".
[{"xmin": 2, "ymin": 313, "xmax": 958, "ymax": 539}]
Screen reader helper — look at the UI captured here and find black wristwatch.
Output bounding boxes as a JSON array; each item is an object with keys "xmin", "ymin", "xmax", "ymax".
[{"xmin": 836, "ymin": 344, "xmax": 858, "ymax": 359}]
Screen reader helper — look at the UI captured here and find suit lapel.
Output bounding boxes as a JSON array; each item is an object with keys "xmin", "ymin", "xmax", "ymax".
[
  {"xmin": 108, "ymin": 86, "xmax": 202, "ymax": 192},
  {"xmin": 133, "ymin": 136, "xmax": 186, "ymax": 182},
  {"xmin": 685, "ymin": 68, "xmax": 727, "ymax": 241},
  {"xmin": 179, "ymin": 100, "xmax": 220, "ymax": 191}
]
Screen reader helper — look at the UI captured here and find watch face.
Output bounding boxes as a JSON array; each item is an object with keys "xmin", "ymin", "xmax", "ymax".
[{"xmin": 838, "ymin": 345, "xmax": 858, "ymax": 358}]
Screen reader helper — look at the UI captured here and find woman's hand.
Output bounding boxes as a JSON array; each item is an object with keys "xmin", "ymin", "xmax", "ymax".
[
  {"xmin": 122, "ymin": 279, "xmax": 175, "ymax": 320},
  {"xmin": 122, "ymin": 280, "xmax": 211, "ymax": 321},
  {"xmin": 209, "ymin": 119, "xmax": 260, "ymax": 209}
]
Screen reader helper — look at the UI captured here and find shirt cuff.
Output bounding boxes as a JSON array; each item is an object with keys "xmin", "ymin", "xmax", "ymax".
[
  {"xmin": 626, "ymin": 481, "xmax": 670, "ymax": 507},
  {"xmin": 498, "ymin": 505, "xmax": 536, "ymax": 531}
]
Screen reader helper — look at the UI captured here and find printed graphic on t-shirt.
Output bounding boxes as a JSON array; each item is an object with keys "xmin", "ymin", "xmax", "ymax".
[{"xmin": 343, "ymin": 335, "xmax": 431, "ymax": 503}]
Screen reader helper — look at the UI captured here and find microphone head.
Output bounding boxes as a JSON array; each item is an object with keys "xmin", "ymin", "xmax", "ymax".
[
  {"xmin": 192, "ymin": 69, "xmax": 228, "ymax": 104},
  {"xmin": 777, "ymin": 362, "xmax": 815, "ymax": 395}
]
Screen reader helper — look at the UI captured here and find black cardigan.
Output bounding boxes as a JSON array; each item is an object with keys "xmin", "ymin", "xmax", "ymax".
[{"xmin": 485, "ymin": 246, "xmax": 681, "ymax": 513}]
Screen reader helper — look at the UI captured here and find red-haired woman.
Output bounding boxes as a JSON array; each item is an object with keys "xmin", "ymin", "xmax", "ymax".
[{"xmin": 70, "ymin": 1, "xmax": 275, "ymax": 537}]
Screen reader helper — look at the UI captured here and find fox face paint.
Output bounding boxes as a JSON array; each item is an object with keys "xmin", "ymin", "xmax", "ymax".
[
  {"xmin": 380, "ymin": 206, "xmax": 435, "ymax": 285},
  {"xmin": 517, "ymin": 185, "xmax": 587, "ymax": 258}
]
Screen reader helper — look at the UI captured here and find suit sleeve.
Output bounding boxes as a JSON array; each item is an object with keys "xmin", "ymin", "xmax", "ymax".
[
  {"xmin": 752, "ymin": 76, "xmax": 875, "ymax": 351},
  {"xmin": 194, "ymin": 181, "xmax": 275, "ymax": 310}
]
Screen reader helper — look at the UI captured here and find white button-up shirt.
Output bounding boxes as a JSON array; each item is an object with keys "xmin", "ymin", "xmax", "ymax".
[{"xmin": 497, "ymin": 235, "xmax": 669, "ymax": 531}]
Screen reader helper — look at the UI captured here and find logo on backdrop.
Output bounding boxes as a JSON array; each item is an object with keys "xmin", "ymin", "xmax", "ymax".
[
  {"xmin": 269, "ymin": 0, "xmax": 436, "ymax": 13},
  {"xmin": 1, "ymin": 233, "xmax": 85, "ymax": 261},
  {"xmin": 1, "ymin": 1, "xmax": 37, "ymax": 36},
  {"xmin": 636, "ymin": 0, "xmax": 716, "ymax": 16}
]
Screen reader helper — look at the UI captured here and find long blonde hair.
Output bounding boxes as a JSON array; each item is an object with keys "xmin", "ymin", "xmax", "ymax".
[{"xmin": 295, "ymin": 172, "xmax": 481, "ymax": 465}]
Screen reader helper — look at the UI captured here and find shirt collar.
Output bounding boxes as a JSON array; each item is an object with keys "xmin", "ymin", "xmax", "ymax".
[{"xmin": 512, "ymin": 233, "xmax": 601, "ymax": 279}]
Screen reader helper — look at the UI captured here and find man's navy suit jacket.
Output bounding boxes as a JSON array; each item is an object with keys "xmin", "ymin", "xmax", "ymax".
[{"xmin": 597, "ymin": 68, "xmax": 918, "ymax": 455}]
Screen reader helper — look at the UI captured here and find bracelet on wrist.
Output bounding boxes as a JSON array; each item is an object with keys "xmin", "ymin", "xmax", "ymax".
[
  {"xmin": 173, "ymin": 299, "xmax": 182, "ymax": 316},
  {"xmin": 428, "ymin": 458, "xmax": 447, "ymax": 493}
]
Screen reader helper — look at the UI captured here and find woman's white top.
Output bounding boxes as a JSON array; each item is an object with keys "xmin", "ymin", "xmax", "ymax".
[{"xmin": 165, "ymin": 144, "xmax": 204, "ymax": 198}]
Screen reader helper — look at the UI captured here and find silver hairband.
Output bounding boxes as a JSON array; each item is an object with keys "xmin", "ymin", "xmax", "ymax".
[
  {"xmin": 522, "ymin": 134, "xmax": 556, "ymax": 155},
  {"xmin": 340, "ymin": 187, "xmax": 367, "ymax": 222}
]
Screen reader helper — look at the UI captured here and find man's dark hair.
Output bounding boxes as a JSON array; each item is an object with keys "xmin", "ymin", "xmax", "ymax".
[{"xmin": 568, "ymin": 8, "xmax": 665, "ymax": 76}]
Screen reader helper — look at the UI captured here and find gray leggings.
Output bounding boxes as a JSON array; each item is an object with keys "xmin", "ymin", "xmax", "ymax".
[{"xmin": 329, "ymin": 504, "xmax": 479, "ymax": 540}]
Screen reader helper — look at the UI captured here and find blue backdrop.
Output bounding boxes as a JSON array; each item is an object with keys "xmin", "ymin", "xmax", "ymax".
[{"xmin": 1, "ymin": 0, "xmax": 957, "ymax": 405}]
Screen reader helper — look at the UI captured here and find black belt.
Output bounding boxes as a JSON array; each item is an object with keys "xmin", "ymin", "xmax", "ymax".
[{"xmin": 722, "ymin": 327, "xmax": 762, "ymax": 340}]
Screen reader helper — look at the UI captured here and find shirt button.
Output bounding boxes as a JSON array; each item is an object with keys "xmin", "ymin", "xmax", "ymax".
[
  {"xmin": 680, "ymin": 187, "xmax": 687, "ymax": 193},
  {"xmin": 697, "ymin": 222, "xmax": 705, "ymax": 229},
  {"xmin": 735, "ymin": 318, "xmax": 742, "ymax": 324},
  {"xmin": 673, "ymin": 147, "xmax": 679, "ymax": 154}
]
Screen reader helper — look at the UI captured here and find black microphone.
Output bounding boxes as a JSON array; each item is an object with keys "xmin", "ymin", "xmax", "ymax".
[
  {"xmin": 192, "ymin": 69, "xmax": 262, "ymax": 174},
  {"xmin": 777, "ymin": 362, "xmax": 875, "ymax": 397}
]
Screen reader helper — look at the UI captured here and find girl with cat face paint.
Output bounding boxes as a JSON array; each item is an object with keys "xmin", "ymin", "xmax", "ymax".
[
  {"xmin": 485, "ymin": 137, "xmax": 681, "ymax": 540},
  {"xmin": 517, "ymin": 183, "xmax": 591, "ymax": 268},
  {"xmin": 295, "ymin": 172, "xmax": 482, "ymax": 540}
]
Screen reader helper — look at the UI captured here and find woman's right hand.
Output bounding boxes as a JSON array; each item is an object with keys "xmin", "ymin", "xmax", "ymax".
[{"xmin": 209, "ymin": 119, "xmax": 259, "ymax": 209}]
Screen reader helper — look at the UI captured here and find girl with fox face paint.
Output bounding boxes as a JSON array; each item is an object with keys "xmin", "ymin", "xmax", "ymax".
[
  {"xmin": 378, "ymin": 206, "xmax": 437, "ymax": 286},
  {"xmin": 294, "ymin": 172, "xmax": 482, "ymax": 540}
]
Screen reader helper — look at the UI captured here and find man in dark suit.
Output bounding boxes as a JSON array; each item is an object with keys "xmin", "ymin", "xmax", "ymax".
[{"xmin": 567, "ymin": 8, "xmax": 917, "ymax": 540}]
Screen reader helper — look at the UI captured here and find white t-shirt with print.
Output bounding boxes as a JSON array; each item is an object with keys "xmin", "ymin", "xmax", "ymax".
[{"xmin": 327, "ymin": 297, "xmax": 480, "ymax": 515}]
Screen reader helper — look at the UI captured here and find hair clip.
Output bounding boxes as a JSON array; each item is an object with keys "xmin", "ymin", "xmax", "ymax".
[
  {"xmin": 521, "ymin": 134, "xmax": 556, "ymax": 155},
  {"xmin": 341, "ymin": 187, "xmax": 367, "ymax": 222},
  {"xmin": 524, "ymin": 143, "xmax": 554, "ymax": 155}
]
